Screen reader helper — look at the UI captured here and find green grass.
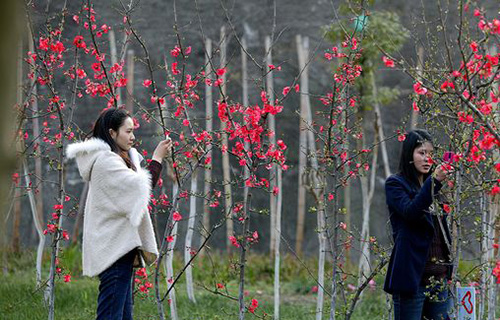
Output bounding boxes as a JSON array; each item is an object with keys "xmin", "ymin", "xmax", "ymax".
[{"xmin": 0, "ymin": 249, "xmax": 391, "ymax": 320}]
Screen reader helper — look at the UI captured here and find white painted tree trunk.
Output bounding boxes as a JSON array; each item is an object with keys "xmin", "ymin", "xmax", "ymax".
[
  {"xmin": 410, "ymin": 46, "xmax": 424, "ymax": 130},
  {"xmin": 219, "ymin": 26, "xmax": 233, "ymax": 251},
  {"xmin": 165, "ymin": 183, "xmax": 179, "ymax": 320},
  {"xmin": 274, "ymin": 166, "xmax": 282, "ymax": 320},
  {"xmin": 108, "ymin": 29, "xmax": 121, "ymax": 104},
  {"xmin": 185, "ymin": 171, "xmax": 197, "ymax": 303},
  {"xmin": 370, "ymin": 70, "xmax": 390, "ymax": 178},
  {"xmin": 265, "ymin": 35, "xmax": 282, "ymax": 320},
  {"xmin": 295, "ymin": 34, "xmax": 308, "ymax": 257},
  {"xmin": 297, "ymin": 36, "xmax": 326, "ymax": 320},
  {"xmin": 125, "ymin": 49, "xmax": 134, "ymax": 113},
  {"xmin": 358, "ymin": 113, "xmax": 380, "ymax": 284},
  {"xmin": 480, "ymin": 195, "xmax": 487, "ymax": 319},
  {"xmin": 265, "ymin": 36, "xmax": 278, "ymax": 257},
  {"xmin": 482, "ymin": 194, "xmax": 498, "ymax": 320},
  {"xmin": 201, "ymin": 38, "xmax": 213, "ymax": 254},
  {"xmin": 487, "ymin": 46, "xmax": 499, "ymax": 320},
  {"xmin": 239, "ymin": 36, "xmax": 250, "ymax": 320},
  {"xmin": 28, "ymin": 26, "xmax": 45, "ymax": 286},
  {"xmin": 23, "ymin": 159, "xmax": 45, "ymax": 287},
  {"xmin": 489, "ymin": 196, "xmax": 499, "ymax": 320}
]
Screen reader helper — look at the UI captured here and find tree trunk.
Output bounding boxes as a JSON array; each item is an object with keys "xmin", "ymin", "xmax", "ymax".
[
  {"xmin": 23, "ymin": 159, "xmax": 45, "ymax": 287},
  {"xmin": 357, "ymin": 129, "xmax": 379, "ymax": 284},
  {"xmin": 370, "ymin": 69, "xmax": 390, "ymax": 178},
  {"xmin": 125, "ymin": 49, "xmax": 134, "ymax": 113},
  {"xmin": 295, "ymin": 34, "xmax": 308, "ymax": 257},
  {"xmin": 299, "ymin": 38, "xmax": 327, "ymax": 318},
  {"xmin": 28, "ymin": 25, "xmax": 44, "ymax": 244},
  {"xmin": 358, "ymin": 70, "xmax": 382, "ymax": 282},
  {"xmin": 219, "ymin": 26, "xmax": 233, "ymax": 252},
  {"xmin": 165, "ymin": 183, "xmax": 179, "ymax": 320},
  {"xmin": 487, "ymin": 194, "xmax": 497, "ymax": 320},
  {"xmin": 0, "ymin": 0, "xmax": 20, "ymax": 275},
  {"xmin": 265, "ymin": 36, "xmax": 278, "ymax": 257},
  {"xmin": 12, "ymin": 39, "xmax": 23, "ymax": 253},
  {"xmin": 201, "ymin": 38, "xmax": 213, "ymax": 256},
  {"xmin": 274, "ymin": 165, "xmax": 282, "ymax": 320},
  {"xmin": 71, "ymin": 183, "xmax": 88, "ymax": 245},
  {"xmin": 109, "ymin": 29, "xmax": 121, "ymax": 104},
  {"xmin": 185, "ymin": 171, "xmax": 197, "ymax": 303},
  {"xmin": 410, "ymin": 46, "xmax": 424, "ymax": 130}
]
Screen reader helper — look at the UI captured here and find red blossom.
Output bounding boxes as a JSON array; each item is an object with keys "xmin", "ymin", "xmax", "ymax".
[
  {"xmin": 171, "ymin": 62, "xmax": 180, "ymax": 75},
  {"xmin": 440, "ymin": 80, "xmax": 455, "ymax": 92},
  {"xmin": 172, "ymin": 211, "xmax": 182, "ymax": 221},
  {"xmin": 11, "ymin": 173, "xmax": 19, "ymax": 186},
  {"xmin": 282, "ymin": 86, "xmax": 290, "ymax": 96},
  {"xmin": 229, "ymin": 235, "xmax": 240, "ymax": 248},
  {"xmin": 216, "ymin": 68, "xmax": 226, "ymax": 77},
  {"xmin": 412, "ymin": 101, "xmax": 419, "ymax": 112},
  {"xmin": 38, "ymin": 37, "xmax": 49, "ymax": 51},
  {"xmin": 470, "ymin": 41, "xmax": 478, "ymax": 53},
  {"xmin": 458, "ymin": 112, "xmax": 474, "ymax": 124},
  {"xmin": 73, "ymin": 35, "xmax": 86, "ymax": 49},
  {"xmin": 491, "ymin": 185, "xmax": 500, "ymax": 196},
  {"xmin": 132, "ymin": 118, "xmax": 140, "ymax": 129},
  {"xmin": 171, "ymin": 46, "xmax": 181, "ymax": 57},
  {"xmin": 248, "ymin": 299, "xmax": 259, "ymax": 313},
  {"xmin": 382, "ymin": 56, "xmax": 395, "ymax": 68},
  {"xmin": 413, "ymin": 82, "xmax": 428, "ymax": 95},
  {"xmin": 443, "ymin": 204, "xmax": 451, "ymax": 214}
]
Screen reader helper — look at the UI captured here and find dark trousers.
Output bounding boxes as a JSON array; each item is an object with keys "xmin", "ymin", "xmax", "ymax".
[
  {"xmin": 393, "ymin": 285, "xmax": 450, "ymax": 320},
  {"xmin": 96, "ymin": 250, "xmax": 136, "ymax": 320}
]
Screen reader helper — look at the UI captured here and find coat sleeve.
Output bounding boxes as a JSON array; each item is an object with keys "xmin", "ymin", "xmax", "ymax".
[
  {"xmin": 147, "ymin": 160, "xmax": 163, "ymax": 188},
  {"xmin": 92, "ymin": 152, "xmax": 152, "ymax": 227},
  {"xmin": 385, "ymin": 175, "xmax": 443, "ymax": 222}
]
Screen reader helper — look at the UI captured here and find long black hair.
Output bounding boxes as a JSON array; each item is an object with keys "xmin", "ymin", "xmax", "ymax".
[
  {"xmin": 92, "ymin": 108, "xmax": 135, "ymax": 170},
  {"xmin": 92, "ymin": 108, "xmax": 130, "ymax": 153},
  {"xmin": 398, "ymin": 129, "xmax": 433, "ymax": 188}
]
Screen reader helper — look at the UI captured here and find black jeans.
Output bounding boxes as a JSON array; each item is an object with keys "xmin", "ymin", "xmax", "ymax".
[{"xmin": 96, "ymin": 250, "xmax": 137, "ymax": 320}]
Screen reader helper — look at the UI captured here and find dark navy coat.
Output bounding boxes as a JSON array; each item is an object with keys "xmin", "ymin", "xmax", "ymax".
[{"xmin": 383, "ymin": 174, "xmax": 452, "ymax": 295}]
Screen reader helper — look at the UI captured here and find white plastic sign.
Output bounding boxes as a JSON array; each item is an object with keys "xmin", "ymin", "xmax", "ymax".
[{"xmin": 457, "ymin": 287, "xmax": 475, "ymax": 320}]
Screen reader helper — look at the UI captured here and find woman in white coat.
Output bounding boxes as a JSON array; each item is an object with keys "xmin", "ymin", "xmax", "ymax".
[{"xmin": 66, "ymin": 108, "xmax": 172, "ymax": 320}]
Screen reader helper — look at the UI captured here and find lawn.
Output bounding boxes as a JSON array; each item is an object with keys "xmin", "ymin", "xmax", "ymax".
[{"xmin": 0, "ymin": 249, "xmax": 394, "ymax": 320}]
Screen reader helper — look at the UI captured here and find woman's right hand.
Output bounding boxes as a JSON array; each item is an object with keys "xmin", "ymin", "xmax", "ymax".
[
  {"xmin": 434, "ymin": 163, "xmax": 455, "ymax": 182},
  {"xmin": 152, "ymin": 138, "xmax": 173, "ymax": 163}
]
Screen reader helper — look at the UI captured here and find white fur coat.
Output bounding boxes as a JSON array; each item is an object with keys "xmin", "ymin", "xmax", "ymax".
[{"xmin": 66, "ymin": 138, "xmax": 158, "ymax": 277}]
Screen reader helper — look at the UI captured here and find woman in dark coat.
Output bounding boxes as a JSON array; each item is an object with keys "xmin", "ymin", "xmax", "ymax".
[{"xmin": 384, "ymin": 129, "xmax": 454, "ymax": 320}]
